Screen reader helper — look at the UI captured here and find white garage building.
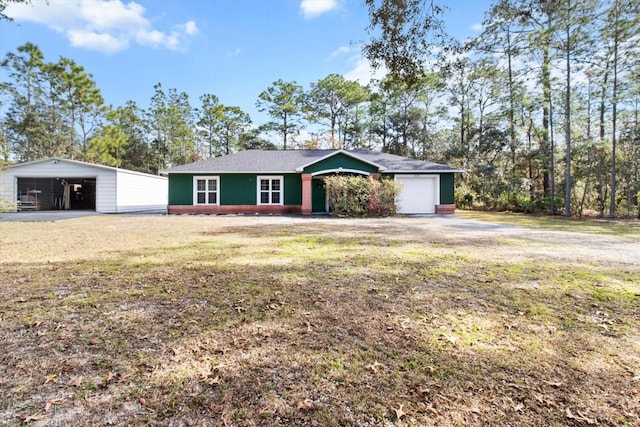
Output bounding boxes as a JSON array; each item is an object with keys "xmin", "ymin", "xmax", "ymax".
[{"xmin": 0, "ymin": 158, "xmax": 167, "ymax": 213}]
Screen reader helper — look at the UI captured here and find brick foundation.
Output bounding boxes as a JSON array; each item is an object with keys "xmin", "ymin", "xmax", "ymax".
[
  {"xmin": 169, "ymin": 204, "xmax": 456, "ymax": 215},
  {"xmin": 168, "ymin": 205, "xmax": 302, "ymax": 215},
  {"xmin": 435, "ymin": 204, "xmax": 456, "ymax": 214}
]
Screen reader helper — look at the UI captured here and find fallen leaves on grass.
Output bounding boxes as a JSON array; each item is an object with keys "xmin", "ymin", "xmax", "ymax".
[
  {"xmin": 44, "ymin": 374, "xmax": 57, "ymax": 384},
  {"xmin": 1, "ymin": 215, "xmax": 638, "ymax": 426},
  {"xmin": 365, "ymin": 361, "xmax": 384, "ymax": 373},
  {"xmin": 293, "ymin": 398, "xmax": 314, "ymax": 411},
  {"xmin": 44, "ymin": 398, "xmax": 66, "ymax": 412},
  {"xmin": 565, "ymin": 407, "xmax": 598, "ymax": 425},
  {"xmin": 392, "ymin": 403, "xmax": 407, "ymax": 420}
]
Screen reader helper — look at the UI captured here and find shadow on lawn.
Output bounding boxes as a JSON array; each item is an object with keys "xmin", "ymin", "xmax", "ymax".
[{"xmin": 1, "ymin": 224, "xmax": 638, "ymax": 426}]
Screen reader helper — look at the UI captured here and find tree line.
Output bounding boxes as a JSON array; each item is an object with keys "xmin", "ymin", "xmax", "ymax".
[{"xmin": 1, "ymin": 0, "xmax": 639, "ymax": 217}]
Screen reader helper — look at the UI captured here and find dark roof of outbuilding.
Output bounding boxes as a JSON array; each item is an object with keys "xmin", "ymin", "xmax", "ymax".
[{"xmin": 162, "ymin": 149, "xmax": 462, "ymax": 174}]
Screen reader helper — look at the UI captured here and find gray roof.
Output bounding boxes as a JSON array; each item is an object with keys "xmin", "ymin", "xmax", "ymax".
[{"xmin": 163, "ymin": 149, "xmax": 462, "ymax": 174}]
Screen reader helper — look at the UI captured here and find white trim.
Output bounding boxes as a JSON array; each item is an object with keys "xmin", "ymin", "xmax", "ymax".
[
  {"xmin": 256, "ymin": 175, "xmax": 284, "ymax": 206},
  {"xmin": 295, "ymin": 149, "xmax": 386, "ymax": 172},
  {"xmin": 193, "ymin": 176, "xmax": 220, "ymax": 205},
  {"xmin": 386, "ymin": 169, "xmax": 464, "ymax": 173},
  {"xmin": 310, "ymin": 168, "xmax": 371, "ymax": 177},
  {"xmin": 9, "ymin": 157, "xmax": 165, "ymax": 179},
  {"xmin": 165, "ymin": 170, "xmax": 292, "ymax": 175}
]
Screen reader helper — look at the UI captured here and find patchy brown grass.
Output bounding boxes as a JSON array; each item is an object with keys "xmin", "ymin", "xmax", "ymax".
[
  {"xmin": 0, "ymin": 215, "xmax": 639, "ymax": 426},
  {"xmin": 457, "ymin": 210, "xmax": 640, "ymax": 236}
]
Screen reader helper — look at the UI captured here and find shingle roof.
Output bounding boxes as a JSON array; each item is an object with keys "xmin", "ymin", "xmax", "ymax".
[{"xmin": 163, "ymin": 150, "xmax": 462, "ymax": 174}]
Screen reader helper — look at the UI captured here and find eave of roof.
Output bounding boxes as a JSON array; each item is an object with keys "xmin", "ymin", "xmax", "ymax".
[
  {"xmin": 386, "ymin": 168, "xmax": 465, "ymax": 173},
  {"xmin": 162, "ymin": 150, "xmax": 463, "ymax": 175},
  {"xmin": 9, "ymin": 157, "xmax": 167, "ymax": 179},
  {"xmin": 165, "ymin": 170, "xmax": 294, "ymax": 174},
  {"xmin": 294, "ymin": 149, "xmax": 386, "ymax": 172},
  {"xmin": 9, "ymin": 157, "xmax": 118, "ymax": 172}
]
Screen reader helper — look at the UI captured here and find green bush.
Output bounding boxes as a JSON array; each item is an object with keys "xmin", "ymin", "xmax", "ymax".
[
  {"xmin": 324, "ymin": 175, "xmax": 400, "ymax": 217},
  {"xmin": 366, "ymin": 177, "xmax": 399, "ymax": 217},
  {"xmin": 454, "ymin": 183, "xmax": 477, "ymax": 210},
  {"xmin": 0, "ymin": 197, "xmax": 17, "ymax": 213}
]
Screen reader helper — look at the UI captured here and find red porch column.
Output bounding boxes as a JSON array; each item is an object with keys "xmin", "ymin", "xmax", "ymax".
[{"xmin": 301, "ymin": 174, "xmax": 312, "ymax": 215}]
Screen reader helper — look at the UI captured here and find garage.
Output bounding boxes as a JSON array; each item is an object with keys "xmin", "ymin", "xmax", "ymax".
[
  {"xmin": 395, "ymin": 174, "xmax": 439, "ymax": 214},
  {"xmin": 16, "ymin": 177, "xmax": 96, "ymax": 211},
  {"xmin": 1, "ymin": 158, "xmax": 168, "ymax": 213}
]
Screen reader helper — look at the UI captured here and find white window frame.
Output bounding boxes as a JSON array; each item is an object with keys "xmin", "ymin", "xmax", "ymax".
[
  {"xmin": 193, "ymin": 176, "xmax": 220, "ymax": 205},
  {"xmin": 257, "ymin": 176, "xmax": 284, "ymax": 206}
]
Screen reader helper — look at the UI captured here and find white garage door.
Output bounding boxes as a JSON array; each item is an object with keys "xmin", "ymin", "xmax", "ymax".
[{"xmin": 396, "ymin": 175, "xmax": 439, "ymax": 214}]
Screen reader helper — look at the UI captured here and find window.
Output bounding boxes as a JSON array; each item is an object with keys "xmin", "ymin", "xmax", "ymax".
[
  {"xmin": 257, "ymin": 176, "xmax": 283, "ymax": 205},
  {"xmin": 194, "ymin": 176, "xmax": 219, "ymax": 205}
]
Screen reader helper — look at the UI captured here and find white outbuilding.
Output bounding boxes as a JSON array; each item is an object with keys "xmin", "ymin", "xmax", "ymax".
[{"xmin": 0, "ymin": 158, "xmax": 167, "ymax": 213}]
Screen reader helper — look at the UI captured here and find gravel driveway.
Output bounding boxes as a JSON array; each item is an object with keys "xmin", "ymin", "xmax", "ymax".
[
  {"xmin": 0, "ymin": 210, "xmax": 166, "ymax": 222},
  {"xmin": 2, "ymin": 210, "xmax": 637, "ymax": 267}
]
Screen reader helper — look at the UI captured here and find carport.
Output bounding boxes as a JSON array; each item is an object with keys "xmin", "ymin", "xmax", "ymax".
[{"xmin": 1, "ymin": 157, "xmax": 168, "ymax": 213}]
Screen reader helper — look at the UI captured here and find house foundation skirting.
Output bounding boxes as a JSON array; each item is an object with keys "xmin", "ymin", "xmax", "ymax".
[
  {"xmin": 435, "ymin": 204, "xmax": 456, "ymax": 214},
  {"xmin": 168, "ymin": 205, "xmax": 302, "ymax": 215}
]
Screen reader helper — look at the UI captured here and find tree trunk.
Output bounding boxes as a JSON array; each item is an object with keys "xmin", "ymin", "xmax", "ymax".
[
  {"xmin": 609, "ymin": 1, "xmax": 619, "ymax": 217},
  {"xmin": 541, "ymin": 43, "xmax": 552, "ymax": 201},
  {"xmin": 506, "ymin": 28, "xmax": 517, "ymax": 173},
  {"xmin": 564, "ymin": 12, "xmax": 572, "ymax": 217},
  {"xmin": 283, "ymin": 112, "xmax": 288, "ymax": 150}
]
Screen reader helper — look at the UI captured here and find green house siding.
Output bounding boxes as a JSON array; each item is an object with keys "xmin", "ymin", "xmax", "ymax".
[
  {"xmin": 220, "ymin": 174, "xmax": 257, "ymax": 205},
  {"xmin": 168, "ymin": 174, "xmax": 194, "ymax": 205},
  {"xmin": 303, "ymin": 153, "xmax": 379, "ymax": 175},
  {"xmin": 169, "ymin": 173, "xmax": 302, "ymax": 206},
  {"xmin": 283, "ymin": 174, "xmax": 302, "ymax": 205},
  {"xmin": 439, "ymin": 173, "xmax": 455, "ymax": 204}
]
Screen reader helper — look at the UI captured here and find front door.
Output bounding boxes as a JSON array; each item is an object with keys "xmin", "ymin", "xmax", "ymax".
[{"xmin": 311, "ymin": 178, "xmax": 327, "ymax": 213}]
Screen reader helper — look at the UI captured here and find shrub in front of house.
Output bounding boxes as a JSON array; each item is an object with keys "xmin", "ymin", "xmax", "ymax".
[{"xmin": 324, "ymin": 175, "xmax": 400, "ymax": 217}]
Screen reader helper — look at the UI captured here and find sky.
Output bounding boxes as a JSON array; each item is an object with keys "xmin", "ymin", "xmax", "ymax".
[{"xmin": 0, "ymin": 0, "xmax": 492, "ymax": 126}]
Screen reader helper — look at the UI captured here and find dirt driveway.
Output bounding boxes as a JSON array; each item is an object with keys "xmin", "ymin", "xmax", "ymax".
[
  {"xmin": 1, "ymin": 211, "xmax": 637, "ymax": 266},
  {"xmin": 0, "ymin": 210, "xmax": 165, "ymax": 222}
]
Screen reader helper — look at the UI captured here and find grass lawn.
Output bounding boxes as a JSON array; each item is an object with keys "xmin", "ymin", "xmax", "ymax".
[
  {"xmin": 457, "ymin": 209, "xmax": 640, "ymax": 236},
  {"xmin": 1, "ymin": 214, "xmax": 639, "ymax": 426}
]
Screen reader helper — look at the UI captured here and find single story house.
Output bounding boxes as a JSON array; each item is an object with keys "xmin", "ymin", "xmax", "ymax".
[
  {"xmin": 163, "ymin": 149, "xmax": 462, "ymax": 215},
  {"xmin": 0, "ymin": 157, "xmax": 168, "ymax": 213}
]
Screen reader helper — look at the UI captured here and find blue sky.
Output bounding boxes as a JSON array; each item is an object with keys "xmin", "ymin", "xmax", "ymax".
[{"xmin": 1, "ymin": 0, "xmax": 491, "ymax": 125}]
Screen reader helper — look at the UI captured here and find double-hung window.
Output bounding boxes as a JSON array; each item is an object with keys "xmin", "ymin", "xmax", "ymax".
[
  {"xmin": 257, "ymin": 176, "xmax": 283, "ymax": 205},
  {"xmin": 194, "ymin": 176, "xmax": 219, "ymax": 205}
]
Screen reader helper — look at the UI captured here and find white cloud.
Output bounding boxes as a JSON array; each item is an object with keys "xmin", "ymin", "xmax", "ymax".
[
  {"xmin": 67, "ymin": 29, "xmax": 129, "ymax": 53},
  {"xmin": 4, "ymin": 0, "xmax": 198, "ymax": 54},
  {"xmin": 329, "ymin": 44, "xmax": 387, "ymax": 85},
  {"xmin": 344, "ymin": 55, "xmax": 388, "ymax": 85},
  {"xmin": 330, "ymin": 45, "xmax": 351, "ymax": 58},
  {"xmin": 183, "ymin": 20, "xmax": 198, "ymax": 36},
  {"xmin": 300, "ymin": 0, "xmax": 338, "ymax": 19},
  {"xmin": 80, "ymin": 0, "xmax": 148, "ymax": 32},
  {"xmin": 471, "ymin": 23, "xmax": 484, "ymax": 32}
]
